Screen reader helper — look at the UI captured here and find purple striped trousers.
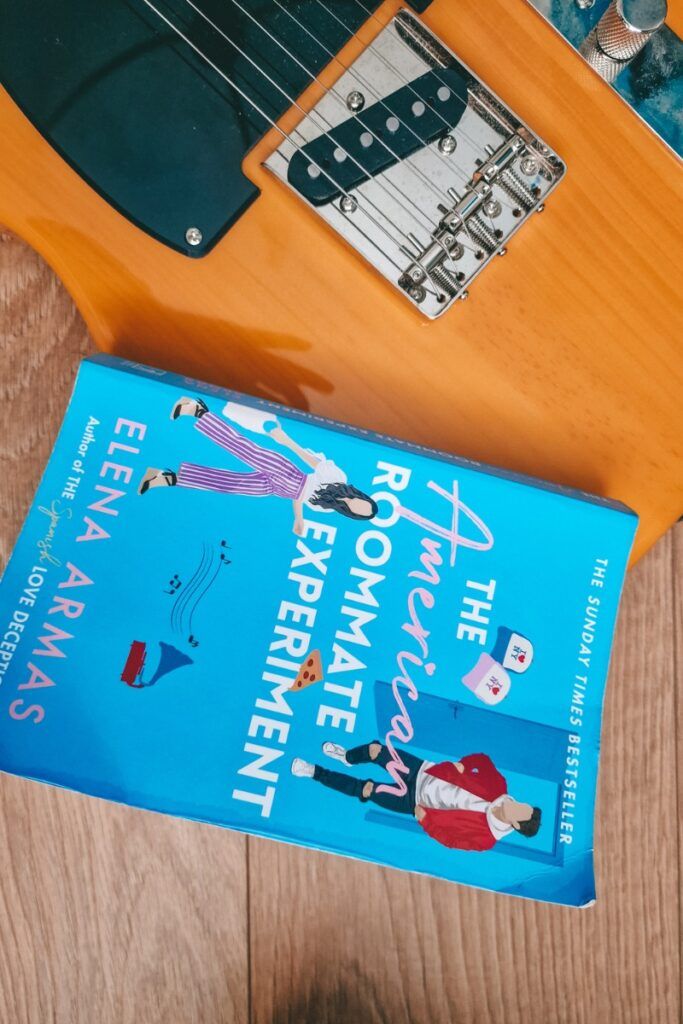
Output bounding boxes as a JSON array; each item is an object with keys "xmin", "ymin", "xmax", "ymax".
[{"xmin": 177, "ymin": 413, "xmax": 306, "ymax": 499}]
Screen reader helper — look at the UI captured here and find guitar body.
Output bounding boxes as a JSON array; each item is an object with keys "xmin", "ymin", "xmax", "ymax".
[{"xmin": 0, "ymin": 0, "xmax": 681, "ymax": 561}]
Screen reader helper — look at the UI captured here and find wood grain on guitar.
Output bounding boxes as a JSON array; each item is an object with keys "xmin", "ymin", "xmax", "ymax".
[{"xmin": 0, "ymin": 0, "xmax": 681, "ymax": 563}]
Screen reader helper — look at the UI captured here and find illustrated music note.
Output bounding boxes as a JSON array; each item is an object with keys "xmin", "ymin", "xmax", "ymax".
[
  {"xmin": 164, "ymin": 574, "xmax": 183, "ymax": 595},
  {"xmin": 188, "ymin": 634, "xmax": 200, "ymax": 648}
]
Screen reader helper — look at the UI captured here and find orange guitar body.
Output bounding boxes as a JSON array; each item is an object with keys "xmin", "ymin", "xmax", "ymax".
[{"xmin": 1, "ymin": 0, "xmax": 681, "ymax": 561}]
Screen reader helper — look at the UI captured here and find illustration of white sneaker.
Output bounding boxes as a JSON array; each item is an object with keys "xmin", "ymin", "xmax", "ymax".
[
  {"xmin": 291, "ymin": 758, "xmax": 315, "ymax": 778},
  {"xmin": 170, "ymin": 396, "xmax": 208, "ymax": 420},
  {"xmin": 322, "ymin": 741, "xmax": 349, "ymax": 765}
]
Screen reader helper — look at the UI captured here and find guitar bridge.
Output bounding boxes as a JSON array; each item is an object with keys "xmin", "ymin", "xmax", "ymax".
[{"xmin": 265, "ymin": 9, "xmax": 565, "ymax": 319}]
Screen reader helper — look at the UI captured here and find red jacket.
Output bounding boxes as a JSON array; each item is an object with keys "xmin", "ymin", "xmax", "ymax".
[{"xmin": 418, "ymin": 753, "xmax": 507, "ymax": 851}]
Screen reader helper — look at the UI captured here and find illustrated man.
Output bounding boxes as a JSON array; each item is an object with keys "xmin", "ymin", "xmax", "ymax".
[{"xmin": 292, "ymin": 740, "xmax": 541, "ymax": 851}]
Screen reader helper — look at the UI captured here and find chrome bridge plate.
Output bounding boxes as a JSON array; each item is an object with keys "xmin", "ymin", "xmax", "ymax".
[{"xmin": 265, "ymin": 9, "xmax": 566, "ymax": 319}]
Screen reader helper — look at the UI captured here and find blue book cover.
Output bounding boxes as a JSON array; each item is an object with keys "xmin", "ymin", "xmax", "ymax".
[{"xmin": 0, "ymin": 355, "xmax": 637, "ymax": 906}]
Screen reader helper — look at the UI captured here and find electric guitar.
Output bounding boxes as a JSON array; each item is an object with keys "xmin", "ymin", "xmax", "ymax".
[{"xmin": 1, "ymin": 0, "xmax": 681, "ymax": 560}]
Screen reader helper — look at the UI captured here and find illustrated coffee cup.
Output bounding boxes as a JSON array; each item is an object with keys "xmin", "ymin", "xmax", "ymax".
[
  {"xmin": 491, "ymin": 626, "xmax": 534, "ymax": 673},
  {"xmin": 461, "ymin": 653, "xmax": 511, "ymax": 705}
]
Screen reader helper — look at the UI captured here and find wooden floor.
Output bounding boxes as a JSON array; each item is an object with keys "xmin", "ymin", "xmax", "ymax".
[{"xmin": 0, "ymin": 229, "xmax": 681, "ymax": 1024}]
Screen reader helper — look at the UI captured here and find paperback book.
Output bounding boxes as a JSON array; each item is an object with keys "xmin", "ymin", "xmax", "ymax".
[{"xmin": 0, "ymin": 355, "xmax": 637, "ymax": 905}]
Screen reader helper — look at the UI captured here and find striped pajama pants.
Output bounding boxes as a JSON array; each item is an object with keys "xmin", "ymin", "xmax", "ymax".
[{"xmin": 177, "ymin": 413, "xmax": 306, "ymax": 500}]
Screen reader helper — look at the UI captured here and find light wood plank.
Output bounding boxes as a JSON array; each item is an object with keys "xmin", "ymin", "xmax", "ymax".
[
  {"xmin": 248, "ymin": 525, "xmax": 680, "ymax": 1024},
  {"xmin": 0, "ymin": 231, "xmax": 250, "ymax": 1024},
  {"xmin": 0, "ymin": 784, "xmax": 249, "ymax": 1024}
]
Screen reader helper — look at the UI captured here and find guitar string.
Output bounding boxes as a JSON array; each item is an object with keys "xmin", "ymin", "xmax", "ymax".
[
  {"xmin": 186, "ymin": 0, "xmax": 500, "ymax": 266},
  {"xmin": 348, "ymin": 0, "xmax": 547, "ymax": 205},
  {"xmin": 159, "ymin": 0, "xmax": 489, "ymax": 274},
  {"xmin": 313, "ymin": 0, "xmax": 509, "ymax": 243},
  {"xmin": 139, "ymin": 0, "xmax": 511, "ymax": 286},
  {"xmin": 355, "ymin": 1, "xmax": 554, "ymax": 180},
  {"xmin": 145, "ymin": 0, "xmax": 497, "ymax": 267},
  {"xmin": 219, "ymin": 0, "xmax": 497, "ymax": 265},
  {"xmin": 170, "ymin": 0, "xmax": 457, "ymax": 265},
  {"xmin": 313, "ymin": 0, "xmax": 519, "ymax": 244},
  {"xmin": 263, "ymin": 0, "xmax": 475, "ymax": 209},
  {"xmin": 137, "ymin": 0, "xmax": 426, "ymax": 284},
  {"xmin": 322, "ymin": 0, "xmax": 519, "ymax": 228},
  {"xmin": 347, "ymin": 2, "xmax": 508, "ymax": 158},
  {"xmin": 322, "ymin": 0, "xmax": 516, "ymax": 242},
  {"xmin": 222, "ymin": 0, "xmax": 477, "ymax": 249},
  {"xmin": 316, "ymin": 0, "xmax": 501, "ymax": 184},
  {"xmin": 188, "ymin": 0, "xmax": 501, "ymax": 258},
  {"xmin": 136, "ymin": 0, "xmax": 440, "ymax": 291},
  {"xmin": 306, "ymin": 0, "xmax": 513, "ymax": 241},
  {"xmin": 264, "ymin": 0, "xmax": 482, "ymax": 256},
  {"xmin": 184, "ymin": 0, "xmax": 442, "ymax": 238}
]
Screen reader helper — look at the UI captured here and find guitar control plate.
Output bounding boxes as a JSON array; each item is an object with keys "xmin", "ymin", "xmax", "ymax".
[{"xmin": 265, "ymin": 9, "xmax": 566, "ymax": 319}]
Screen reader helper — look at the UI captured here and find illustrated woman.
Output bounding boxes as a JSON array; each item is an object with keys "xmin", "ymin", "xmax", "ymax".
[{"xmin": 138, "ymin": 397, "xmax": 378, "ymax": 534}]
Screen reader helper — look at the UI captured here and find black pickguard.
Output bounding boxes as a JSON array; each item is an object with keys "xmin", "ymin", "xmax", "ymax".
[{"xmin": 0, "ymin": 0, "xmax": 433, "ymax": 257}]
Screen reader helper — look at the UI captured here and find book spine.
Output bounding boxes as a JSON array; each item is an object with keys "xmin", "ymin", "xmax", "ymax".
[{"xmin": 87, "ymin": 354, "xmax": 637, "ymax": 518}]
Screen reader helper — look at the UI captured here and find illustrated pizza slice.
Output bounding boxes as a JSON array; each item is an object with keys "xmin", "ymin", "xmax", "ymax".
[{"xmin": 289, "ymin": 649, "xmax": 324, "ymax": 691}]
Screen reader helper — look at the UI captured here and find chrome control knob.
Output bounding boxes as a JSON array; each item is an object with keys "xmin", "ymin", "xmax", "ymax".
[
  {"xmin": 581, "ymin": 0, "xmax": 668, "ymax": 81},
  {"xmin": 597, "ymin": 0, "xmax": 667, "ymax": 60}
]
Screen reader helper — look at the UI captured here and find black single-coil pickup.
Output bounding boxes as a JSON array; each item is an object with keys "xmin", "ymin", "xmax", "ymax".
[{"xmin": 288, "ymin": 67, "xmax": 469, "ymax": 206}]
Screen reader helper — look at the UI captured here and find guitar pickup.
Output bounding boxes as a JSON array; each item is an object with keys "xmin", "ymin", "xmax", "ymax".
[
  {"xmin": 288, "ymin": 67, "xmax": 468, "ymax": 206},
  {"xmin": 265, "ymin": 10, "xmax": 566, "ymax": 319}
]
